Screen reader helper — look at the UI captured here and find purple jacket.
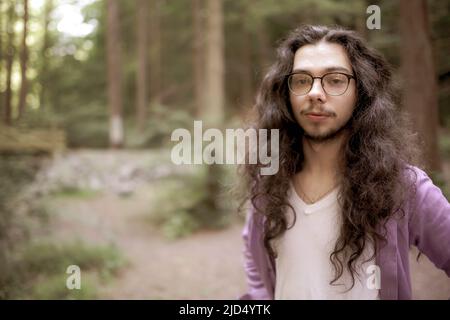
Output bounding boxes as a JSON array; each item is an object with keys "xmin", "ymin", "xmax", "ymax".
[{"xmin": 240, "ymin": 166, "xmax": 450, "ymax": 300}]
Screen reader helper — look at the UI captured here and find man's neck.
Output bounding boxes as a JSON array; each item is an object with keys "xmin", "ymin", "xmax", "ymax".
[{"xmin": 301, "ymin": 131, "xmax": 347, "ymax": 178}]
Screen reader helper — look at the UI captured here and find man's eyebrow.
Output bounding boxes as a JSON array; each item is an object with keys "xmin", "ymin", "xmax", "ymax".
[{"xmin": 292, "ymin": 66, "xmax": 353, "ymax": 74}]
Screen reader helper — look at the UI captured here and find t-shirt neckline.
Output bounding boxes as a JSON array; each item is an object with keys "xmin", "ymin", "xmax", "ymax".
[{"xmin": 289, "ymin": 180, "xmax": 339, "ymax": 214}]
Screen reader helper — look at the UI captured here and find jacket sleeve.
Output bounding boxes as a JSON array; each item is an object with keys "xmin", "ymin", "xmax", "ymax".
[
  {"xmin": 409, "ymin": 167, "xmax": 450, "ymax": 277},
  {"xmin": 238, "ymin": 206, "xmax": 271, "ymax": 300}
]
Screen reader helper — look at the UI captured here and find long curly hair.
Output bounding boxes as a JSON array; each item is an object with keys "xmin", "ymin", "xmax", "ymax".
[{"xmin": 237, "ymin": 25, "xmax": 422, "ymax": 289}]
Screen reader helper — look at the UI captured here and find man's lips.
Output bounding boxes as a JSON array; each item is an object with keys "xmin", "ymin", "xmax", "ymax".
[
  {"xmin": 306, "ymin": 112, "xmax": 330, "ymax": 116},
  {"xmin": 304, "ymin": 112, "xmax": 332, "ymax": 121}
]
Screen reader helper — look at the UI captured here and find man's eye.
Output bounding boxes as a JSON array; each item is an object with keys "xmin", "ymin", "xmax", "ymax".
[
  {"xmin": 294, "ymin": 78, "xmax": 309, "ymax": 85},
  {"xmin": 329, "ymin": 78, "xmax": 345, "ymax": 84}
]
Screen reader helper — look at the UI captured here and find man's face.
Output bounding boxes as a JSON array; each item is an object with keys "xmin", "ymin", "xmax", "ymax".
[{"xmin": 289, "ymin": 41, "xmax": 357, "ymax": 142}]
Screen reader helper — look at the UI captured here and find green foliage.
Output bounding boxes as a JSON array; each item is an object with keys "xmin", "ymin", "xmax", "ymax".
[
  {"xmin": 430, "ymin": 128, "xmax": 450, "ymax": 200},
  {"xmin": 0, "ymin": 155, "xmax": 39, "ymax": 195},
  {"xmin": 29, "ymin": 273, "xmax": 97, "ymax": 300},
  {"xmin": 0, "ymin": 156, "xmax": 41, "ymax": 272},
  {"xmin": 0, "ymin": 154, "xmax": 44, "ymax": 299},
  {"xmin": 125, "ymin": 103, "xmax": 193, "ymax": 149},
  {"xmin": 0, "ymin": 153, "xmax": 125, "ymax": 299},
  {"xmin": 439, "ymin": 131, "xmax": 450, "ymax": 160},
  {"xmin": 162, "ymin": 211, "xmax": 201, "ymax": 240},
  {"xmin": 63, "ymin": 103, "xmax": 109, "ymax": 148},
  {"xmin": 2, "ymin": 240, "xmax": 125, "ymax": 299},
  {"xmin": 19, "ymin": 240, "xmax": 123, "ymax": 277},
  {"xmin": 15, "ymin": 109, "xmax": 63, "ymax": 130},
  {"xmin": 429, "ymin": 171, "xmax": 450, "ymax": 201},
  {"xmin": 56, "ymin": 99, "xmax": 194, "ymax": 149},
  {"xmin": 52, "ymin": 187, "xmax": 100, "ymax": 199},
  {"xmin": 3, "ymin": 0, "xmax": 449, "ymax": 150},
  {"xmin": 147, "ymin": 167, "xmax": 231, "ymax": 239},
  {"xmin": 438, "ymin": 89, "xmax": 450, "ymax": 128},
  {"xmin": 147, "ymin": 175, "xmax": 205, "ymax": 239}
]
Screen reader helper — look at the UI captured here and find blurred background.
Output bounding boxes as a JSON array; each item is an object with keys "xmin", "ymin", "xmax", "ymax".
[{"xmin": 0, "ymin": 0, "xmax": 449, "ymax": 299}]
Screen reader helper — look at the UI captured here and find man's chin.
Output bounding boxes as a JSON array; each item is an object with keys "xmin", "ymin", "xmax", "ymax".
[
  {"xmin": 303, "ymin": 128, "xmax": 345, "ymax": 143},
  {"xmin": 304, "ymin": 133, "xmax": 335, "ymax": 142}
]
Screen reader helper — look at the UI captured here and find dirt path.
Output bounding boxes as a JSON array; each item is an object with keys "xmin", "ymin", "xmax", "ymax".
[
  {"xmin": 45, "ymin": 186, "xmax": 248, "ymax": 299},
  {"xmin": 100, "ymin": 222, "xmax": 247, "ymax": 299},
  {"xmin": 409, "ymin": 247, "xmax": 450, "ymax": 299}
]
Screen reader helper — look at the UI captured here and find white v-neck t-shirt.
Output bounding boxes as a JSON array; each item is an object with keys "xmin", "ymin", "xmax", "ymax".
[{"xmin": 273, "ymin": 182, "xmax": 380, "ymax": 300}]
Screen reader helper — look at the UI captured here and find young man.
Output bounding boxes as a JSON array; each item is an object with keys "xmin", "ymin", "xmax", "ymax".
[{"xmin": 238, "ymin": 25, "xmax": 450, "ymax": 300}]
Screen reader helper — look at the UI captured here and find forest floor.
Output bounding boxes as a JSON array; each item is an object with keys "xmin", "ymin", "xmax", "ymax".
[
  {"xmin": 34, "ymin": 150, "xmax": 450, "ymax": 299},
  {"xmin": 43, "ymin": 186, "xmax": 248, "ymax": 299}
]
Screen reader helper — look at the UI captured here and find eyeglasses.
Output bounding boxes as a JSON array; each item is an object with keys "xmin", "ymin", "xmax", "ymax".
[{"xmin": 287, "ymin": 72, "xmax": 355, "ymax": 96}]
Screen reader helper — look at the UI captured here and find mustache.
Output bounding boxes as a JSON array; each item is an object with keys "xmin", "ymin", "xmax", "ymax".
[{"xmin": 301, "ymin": 106, "xmax": 336, "ymax": 117}]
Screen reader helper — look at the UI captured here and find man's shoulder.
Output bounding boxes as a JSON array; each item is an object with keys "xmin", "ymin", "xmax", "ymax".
[
  {"xmin": 403, "ymin": 164, "xmax": 426, "ymax": 181},
  {"xmin": 403, "ymin": 164, "xmax": 443, "ymax": 193},
  {"xmin": 402, "ymin": 164, "xmax": 449, "ymax": 214}
]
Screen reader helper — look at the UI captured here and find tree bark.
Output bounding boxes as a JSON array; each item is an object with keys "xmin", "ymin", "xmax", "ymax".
[
  {"xmin": 399, "ymin": 0, "xmax": 441, "ymax": 172},
  {"xmin": 149, "ymin": 0, "xmax": 161, "ymax": 105},
  {"xmin": 17, "ymin": 0, "xmax": 29, "ymax": 119},
  {"xmin": 204, "ymin": 0, "xmax": 224, "ymax": 125},
  {"xmin": 354, "ymin": 0, "xmax": 368, "ymax": 40},
  {"xmin": 203, "ymin": 0, "xmax": 225, "ymax": 217},
  {"xmin": 255, "ymin": 20, "xmax": 271, "ymax": 78},
  {"xmin": 192, "ymin": 0, "xmax": 205, "ymax": 116},
  {"xmin": 106, "ymin": 0, "xmax": 124, "ymax": 148},
  {"xmin": 249, "ymin": 0, "xmax": 271, "ymax": 77},
  {"xmin": 4, "ymin": 0, "xmax": 15, "ymax": 125},
  {"xmin": 0, "ymin": 0, "xmax": 3, "ymax": 117},
  {"xmin": 39, "ymin": 0, "xmax": 53, "ymax": 111},
  {"xmin": 136, "ymin": 0, "xmax": 149, "ymax": 132},
  {"xmin": 238, "ymin": 1, "xmax": 254, "ymax": 111}
]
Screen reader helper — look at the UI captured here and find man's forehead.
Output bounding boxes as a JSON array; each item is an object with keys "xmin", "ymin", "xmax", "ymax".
[{"xmin": 292, "ymin": 41, "xmax": 352, "ymax": 73}]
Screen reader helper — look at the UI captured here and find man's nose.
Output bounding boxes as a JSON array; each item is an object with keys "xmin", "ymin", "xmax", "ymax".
[{"xmin": 307, "ymin": 78, "xmax": 326, "ymax": 101}]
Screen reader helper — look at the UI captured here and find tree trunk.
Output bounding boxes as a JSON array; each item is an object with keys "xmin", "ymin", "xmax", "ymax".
[
  {"xmin": 238, "ymin": 1, "xmax": 254, "ymax": 111},
  {"xmin": 192, "ymin": 0, "xmax": 205, "ymax": 116},
  {"xmin": 39, "ymin": 0, "xmax": 53, "ymax": 111},
  {"xmin": 204, "ymin": 0, "xmax": 224, "ymax": 125},
  {"xmin": 250, "ymin": 0, "xmax": 271, "ymax": 77},
  {"xmin": 149, "ymin": 0, "xmax": 161, "ymax": 105},
  {"xmin": 255, "ymin": 20, "xmax": 271, "ymax": 77},
  {"xmin": 203, "ymin": 0, "xmax": 225, "ymax": 217},
  {"xmin": 355, "ymin": 0, "xmax": 368, "ymax": 40},
  {"xmin": 399, "ymin": 0, "xmax": 441, "ymax": 172},
  {"xmin": 17, "ymin": 0, "xmax": 29, "ymax": 119},
  {"xmin": 136, "ymin": 0, "xmax": 149, "ymax": 132},
  {"xmin": 106, "ymin": 0, "xmax": 124, "ymax": 148},
  {"xmin": 4, "ymin": 0, "xmax": 15, "ymax": 125},
  {"xmin": 0, "ymin": 0, "xmax": 3, "ymax": 115}
]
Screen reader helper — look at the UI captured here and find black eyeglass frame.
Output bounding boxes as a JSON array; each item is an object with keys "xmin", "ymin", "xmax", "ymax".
[{"xmin": 286, "ymin": 71, "xmax": 356, "ymax": 96}]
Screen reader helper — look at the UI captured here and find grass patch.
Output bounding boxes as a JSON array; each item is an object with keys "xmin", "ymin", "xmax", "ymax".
[
  {"xmin": 29, "ymin": 272, "xmax": 98, "ymax": 300},
  {"xmin": 52, "ymin": 187, "xmax": 100, "ymax": 199},
  {"xmin": 2, "ymin": 240, "xmax": 125, "ymax": 299},
  {"xmin": 144, "ymin": 167, "xmax": 233, "ymax": 239}
]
